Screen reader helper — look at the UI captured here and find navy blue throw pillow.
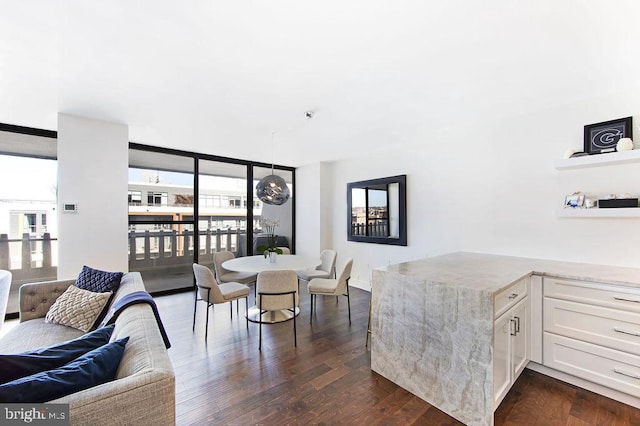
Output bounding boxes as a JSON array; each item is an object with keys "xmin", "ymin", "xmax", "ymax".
[
  {"xmin": 0, "ymin": 336, "xmax": 129, "ymax": 403},
  {"xmin": 75, "ymin": 266, "xmax": 124, "ymax": 329},
  {"xmin": 75, "ymin": 265, "xmax": 123, "ymax": 293},
  {"xmin": 0, "ymin": 324, "xmax": 116, "ymax": 384}
]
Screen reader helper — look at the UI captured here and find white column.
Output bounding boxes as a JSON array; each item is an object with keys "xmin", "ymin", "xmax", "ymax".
[{"xmin": 57, "ymin": 113, "xmax": 129, "ymax": 278}]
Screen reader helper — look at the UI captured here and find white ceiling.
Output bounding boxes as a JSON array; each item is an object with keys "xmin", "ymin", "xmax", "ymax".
[{"xmin": 2, "ymin": 1, "xmax": 639, "ymax": 167}]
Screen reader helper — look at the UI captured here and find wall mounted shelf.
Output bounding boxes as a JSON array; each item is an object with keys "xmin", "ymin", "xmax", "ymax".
[
  {"xmin": 556, "ymin": 208, "xmax": 640, "ymax": 218},
  {"xmin": 554, "ymin": 149, "xmax": 640, "ymax": 170}
]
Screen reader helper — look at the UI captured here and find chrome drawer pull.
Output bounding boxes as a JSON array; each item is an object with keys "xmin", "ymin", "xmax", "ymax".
[
  {"xmin": 613, "ymin": 368, "xmax": 640, "ymax": 380},
  {"xmin": 613, "ymin": 327, "xmax": 640, "ymax": 337},
  {"xmin": 508, "ymin": 293, "xmax": 518, "ymax": 300},
  {"xmin": 613, "ymin": 296, "xmax": 640, "ymax": 303}
]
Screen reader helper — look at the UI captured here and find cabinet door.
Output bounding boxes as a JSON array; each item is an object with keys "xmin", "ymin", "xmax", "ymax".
[
  {"xmin": 493, "ymin": 311, "xmax": 512, "ymax": 406},
  {"xmin": 511, "ymin": 298, "xmax": 529, "ymax": 379}
]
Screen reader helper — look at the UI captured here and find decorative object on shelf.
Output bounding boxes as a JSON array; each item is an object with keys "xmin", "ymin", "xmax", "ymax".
[
  {"xmin": 616, "ymin": 137, "xmax": 634, "ymax": 152},
  {"xmin": 564, "ymin": 192, "xmax": 584, "ymax": 208},
  {"xmin": 256, "ymin": 132, "xmax": 291, "ymax": 206},
  {"xmin": 569, "ymin": 151, "xmax": 588, "ymax": 158},
  {"xmin": 257, "ymin": 218, "xmax": 283, "ymax": 258},
  {"xmin": 599, "ymin": 198, "xmax": 639, "ymax": 208},
  {"xmin": 584, "ymin": 198, "xmax": 597, "ymax": 209},
  {"xmin": 584, "ymin": 116, "xmax": 633, "ymax": 155}
]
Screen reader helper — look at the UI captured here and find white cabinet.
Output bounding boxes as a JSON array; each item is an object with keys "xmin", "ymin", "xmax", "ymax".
[
  {"xmin": 543, "ymin": 277, "xmax": 640, "ymax": 397},
  {"xmin": 493, "ymin": 279, "xmax": 530, "ymax": 409},
  {"xmin": 511, "ymin": 299, "xmax": 529, "ymax": 378},
  {"xmin": 493, "ymin": 310, "xmax": 511, "ymax": 406}
]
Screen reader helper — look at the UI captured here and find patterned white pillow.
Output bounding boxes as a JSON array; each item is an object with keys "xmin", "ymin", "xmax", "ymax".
[{"xmin": 45, "ymin": 285, "xmax": 112, "ymax": 332}]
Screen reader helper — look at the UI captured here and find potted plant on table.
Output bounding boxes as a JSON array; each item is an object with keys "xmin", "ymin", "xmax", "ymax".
[{"xmin": 257, "ymin": 218, "xmax": 283, "ymax": 262}]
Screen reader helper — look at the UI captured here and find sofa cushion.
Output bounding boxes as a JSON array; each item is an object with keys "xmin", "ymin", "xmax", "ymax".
[
  {"xmin": 45, "ymin": 286, "xmax": 112, "ymax": 332},
  {"xmin": 0, "ymin": 336, "xmax": 129, "ymax": 403},
  {"xmin": 75, "ymin": 265, "xmax": 123, "ymax": 293},
  {"xmin": 0, "ymin": 324, "xmax": 115, "ymax": 384}
]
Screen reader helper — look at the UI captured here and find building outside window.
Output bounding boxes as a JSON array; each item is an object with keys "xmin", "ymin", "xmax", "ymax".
[
  {"xmin": 200, "ymin": 195, "xmax": 214, "ymax": 208},
  {"xmin": 24, "ymin": 213, "xmax": 37, "ymax": 234},
  {"xmin": 147, "ymin": 191, "xmax": 168, "ymax": 206},
  {"xmin": 228, "ymin": 197, "xmax": 241, "ymax": 208},
  {"xmin": 128, "ymin": 190, "xmax": 142, "ymax": 205}
]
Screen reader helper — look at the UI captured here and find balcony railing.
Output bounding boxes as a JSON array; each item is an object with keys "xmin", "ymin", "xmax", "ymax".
[
  {"xmin": 351, "ymin": 222, "xmax": 389, "ymax": 237},
  {"xmin": 127, "ymin": 227, "xmax": 252, "ymax": 269},
  {"xmin": 0, "ymin": 233, "xmax": 57, "ymax": 284},
  {"xmin": 0, "ymin": 233, "xmax": 58, "ymax": 316},
  {"xmin": 0, "ymin": 228, "xmax": 275, "ymax": 314}
]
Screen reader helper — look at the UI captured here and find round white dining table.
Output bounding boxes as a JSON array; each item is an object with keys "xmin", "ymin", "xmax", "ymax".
[{"xmin": 222, "ymin": 254, "xmax": 321, "ymax": 323}]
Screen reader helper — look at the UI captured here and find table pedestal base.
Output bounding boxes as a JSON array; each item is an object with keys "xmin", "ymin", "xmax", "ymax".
[{"xmin": 246, "ymin": 306, "xmax": 300, "ymax": 323}]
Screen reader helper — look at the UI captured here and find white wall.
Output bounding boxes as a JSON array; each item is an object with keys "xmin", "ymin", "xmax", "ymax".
[
  {"xmin": 295, "ymin": 163, "xmax": 321, "ymax": 256},
  {"xmin": 297, "ymin": 86, "xmax": 640, "ymax": 289},
  {"xmin": 57, "ymin": 113, "xmax": 128, "ymax": 278},
  {"xmin": 296, "ymin": 161, "xmax": 334, "ymax": 257},
  {"xmin": 319, "ymin": 162, "xmax": 333, "ymax": 252}
]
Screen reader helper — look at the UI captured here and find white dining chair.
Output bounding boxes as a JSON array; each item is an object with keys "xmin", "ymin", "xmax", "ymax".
[
  {"xmin": 307, "ymin": 258, "xmax": 353, "ymax": 325},
  {"xmin": 192, "ymin": 263, "xmax": 250, "ymax": 340},
  {"xmin": 297, "ymin": 249, "xmax": 336, "ymax": 284},
  {"xmin": 255, "ymin": 270, "xmax": 298, "ymax": 350}
]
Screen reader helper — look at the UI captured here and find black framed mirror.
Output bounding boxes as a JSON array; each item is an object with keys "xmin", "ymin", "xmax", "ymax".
[{"xmin": 347, "ymin": 174, "xmax": 407, "ymax": 246}]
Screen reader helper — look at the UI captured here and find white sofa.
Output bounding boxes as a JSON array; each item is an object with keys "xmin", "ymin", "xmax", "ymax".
[{"xmin": 0, "ymin": 272, "xmax": 175, "ymax": 426}]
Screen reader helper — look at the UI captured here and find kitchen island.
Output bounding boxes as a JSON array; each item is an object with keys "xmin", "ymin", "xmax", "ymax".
[{"xmin": 370, "ymin": 252, "xmax": 640, "ymax": 426}]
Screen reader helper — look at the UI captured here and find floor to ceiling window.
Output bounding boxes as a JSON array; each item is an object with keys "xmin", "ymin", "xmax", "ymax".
[
  {"xmin": 128, "ymin": 149, "xmax": 195, "ymax": 293},
  {"xmin": 129, "ymin": 144, "xmax": 295, "ymax": 293},
  {"xmin": 0, "ymin": 125, "xmax": 58, "ymax": 315},
  {"xmin": 253, "ymin": 166, "xmax": 294, "ymax": 254},
  {"xmin": 198, "ymin": 160, "xmax": 250, "ymax": 270}
]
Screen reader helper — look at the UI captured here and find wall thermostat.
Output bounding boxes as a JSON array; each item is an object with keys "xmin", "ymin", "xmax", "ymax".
[{"xmin": 62, "ymin": 203, "xmax": 78, "ymax": 213}]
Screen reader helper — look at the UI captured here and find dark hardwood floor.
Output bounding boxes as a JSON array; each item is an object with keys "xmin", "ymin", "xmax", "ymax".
[{"xmin": 154, "ymin": 286, "xmax": 640, "ymax": 425}]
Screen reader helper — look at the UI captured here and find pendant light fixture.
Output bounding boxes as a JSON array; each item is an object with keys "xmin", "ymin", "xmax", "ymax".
[{"xmin": 256, "ymin": 132, "xmax": 290, "ymax": 205}]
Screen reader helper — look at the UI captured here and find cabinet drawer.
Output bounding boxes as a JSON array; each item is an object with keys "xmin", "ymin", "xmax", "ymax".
[
  {"xmin": 495, "ymin": 278, "xmax": 528, "ymax": 319},
  {"xmin": 544, "ymin": 298, "xmax": 640, "ymax": 356},
  {"xmin": 544, "ymin": 332, "xmax": 640, "ymax": 397},
  {"xmin": 544, "ymin": 277, "xmax": 640, "ymax": 314}
]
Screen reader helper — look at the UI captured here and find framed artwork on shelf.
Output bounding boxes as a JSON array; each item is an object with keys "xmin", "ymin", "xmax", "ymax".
[
  {"xmin": 584, "ymin": 116, "xmax": 633, "ymax": 155},
  {"xmin": 564, "ymin": 193, "xmax": 585, "ymax": 208}
]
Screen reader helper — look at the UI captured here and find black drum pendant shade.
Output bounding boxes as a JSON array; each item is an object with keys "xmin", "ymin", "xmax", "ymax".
[{"xmin": 256, "ymin": 173, "xmax": 290, "ymax": 205}]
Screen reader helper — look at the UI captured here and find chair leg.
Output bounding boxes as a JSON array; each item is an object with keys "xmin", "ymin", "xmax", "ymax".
[
  {"xmin": 245, "ymin": 297, "xmax": 249, "ymax": 329},
  {"xmin": 192, "ymin": 288, "xmax": 198, "ymax": 332},
  {"xmin": 292, "ymin": 293, "xmax": 297, "ymax": 347},
  {"xmin": 346, "ymin": 283, "xmax": 351, "ymax": 324},
  {"xmin": 258, "ymin": 294, "xmax": 263, "ymax": 351},
  {"xmin": 205, "ymin": 288, "xmax": 211, "ymax": 341},
  {"xmin": 309, "ymin": 294, "xmax": 314, "ymax": 324},
  {"xmin": 229, "ymin": 301, "xmax": 233, "ymax": 319}
]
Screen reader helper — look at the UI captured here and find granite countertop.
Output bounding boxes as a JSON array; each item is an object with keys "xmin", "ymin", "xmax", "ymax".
[{"xmin": 378, "ymin": 252, "xmax": 640, "ymax": 294}]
